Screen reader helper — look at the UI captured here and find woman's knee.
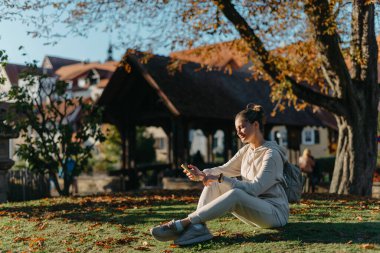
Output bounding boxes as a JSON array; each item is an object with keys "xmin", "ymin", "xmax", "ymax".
[{"xmin": 224, "ymin": 188, "xmax": 245, "ymax": 200}]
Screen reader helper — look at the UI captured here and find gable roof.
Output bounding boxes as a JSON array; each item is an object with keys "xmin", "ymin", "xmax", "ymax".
[
  {"xmin": 4, "ymin": 63, "xmax": 27, "ymax": 85},
  {"xmin": 99, "ymin": 52, "xmax": 333, "ymax": 128},
  {"xmin": 43, "ymin": 55, "xmax": 81, "ymax": 72},
  {"xmin": 3, "ymin": 63, "xmax": 43, "ymax": 85}
]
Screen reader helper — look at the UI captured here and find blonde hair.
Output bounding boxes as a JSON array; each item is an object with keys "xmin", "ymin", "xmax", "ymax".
[{"xmin": 302, "ymin": 148, "xmax": 311, "ymax": 157}]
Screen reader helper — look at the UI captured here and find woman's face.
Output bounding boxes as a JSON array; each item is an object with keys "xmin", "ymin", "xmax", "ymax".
[{"xmin": 235, "ymin": 117, "xmax": 260, "ymax": 143}]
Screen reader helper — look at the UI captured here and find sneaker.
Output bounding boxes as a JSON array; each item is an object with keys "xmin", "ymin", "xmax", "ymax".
[
  {"xmin": 174, "ymin": 223, "xmax": 213, "ymax": 245},
  {"xmin": 150, "ymin": 220, "xmax": 183, "ymax": 241}
]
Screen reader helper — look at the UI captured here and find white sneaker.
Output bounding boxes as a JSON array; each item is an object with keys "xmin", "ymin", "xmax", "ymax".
[
  {"xmin": 174, "ymin": 223, "xmax": 213, "ymax": 245},
  {"xmin": 150, "ymin": 220, "xmax": 182, "ymax": 241}
]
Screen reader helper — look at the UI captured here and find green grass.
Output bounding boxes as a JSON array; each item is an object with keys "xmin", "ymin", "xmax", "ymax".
[{"xmin": 0, "ymin": 190, "xmax": 379, "ymax": 252}]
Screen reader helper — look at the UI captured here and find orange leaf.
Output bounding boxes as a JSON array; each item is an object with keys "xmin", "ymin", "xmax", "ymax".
[{"xmin": 361, "ymin": 243, "xmax": 375, "ymax": 249}]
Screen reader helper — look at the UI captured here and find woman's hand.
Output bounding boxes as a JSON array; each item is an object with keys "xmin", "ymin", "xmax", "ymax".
[
  {"xmin": 183, "ymin": 164, "xmax": 206, "ymax": 181},
  {"xmin": 202, "ymin": 174, "xmax": 219, "ymax": 187}
]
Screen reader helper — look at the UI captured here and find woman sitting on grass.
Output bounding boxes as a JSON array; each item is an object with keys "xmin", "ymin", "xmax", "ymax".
[{"xmin": 150, "ymin": 103, "xmax": 289, "ymax": 245}]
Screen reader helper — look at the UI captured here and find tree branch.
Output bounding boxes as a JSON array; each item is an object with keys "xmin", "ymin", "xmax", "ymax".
[
  {"xmin": 303, "ymin": 0, "xmax": 351, "ymax": 99},
  {"xmin": 215, "ymin": 0, "xmax": 347, "ymax": 116},
  {"xmin": 286, "ymin": 77, "xmax": 347, "ymax": 116}
]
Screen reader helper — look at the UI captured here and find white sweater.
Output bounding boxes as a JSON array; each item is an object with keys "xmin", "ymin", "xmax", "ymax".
[{"xmin": 203, "ymin": 141, "xmax": 289, "ymax": 220}]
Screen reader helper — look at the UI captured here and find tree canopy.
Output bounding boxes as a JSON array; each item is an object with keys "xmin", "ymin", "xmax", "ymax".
[{"xmin": 1, "ymin": 0, "xmax": 379, "ymax": 195}]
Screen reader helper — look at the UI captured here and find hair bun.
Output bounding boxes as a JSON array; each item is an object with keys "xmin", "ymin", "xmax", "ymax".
[{"xmin": 246, "ymin": 103, "xmax": 263, "ymax": 112}]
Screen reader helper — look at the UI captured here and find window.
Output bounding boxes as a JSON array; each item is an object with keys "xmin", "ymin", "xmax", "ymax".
[
  {"xmin": 78, "ymin": 78, "xmax": 87, "ymax": 88},
  {"xmin": 88, "ymin": 70, "xmax": 100, "ymax": 85},
  {"xmin": 302, "ymin": 129, "xmax": 314, "ymax": 145},
  {"xmin": 67, "ymin": 81, "xmax": 73, "ymax": 90},
  {"xmin": 270, "ymin": 128, "xmax": 288, "ymax": 147},
  {"xmin": 155, "ymin": 138, "xmax": 165, "ymax": 150}
]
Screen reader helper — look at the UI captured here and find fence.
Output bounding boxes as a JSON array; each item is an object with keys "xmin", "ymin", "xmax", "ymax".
[{"xmin": 7, "ymin": 170, "xmax": 50, "ymax": 202}]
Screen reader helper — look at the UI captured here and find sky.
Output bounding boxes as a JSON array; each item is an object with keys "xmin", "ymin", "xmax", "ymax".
[{"xmin": 0, "ymin": 19, "xmax": 168, "ymax": 66}]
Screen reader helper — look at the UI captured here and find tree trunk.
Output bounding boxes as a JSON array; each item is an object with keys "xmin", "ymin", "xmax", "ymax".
[
  {"xmin": 329, "ymin": 1, "xmax": 379, "ymax": 196},
  {"xmin": 62, "ymin": 172, "xmax": 73, "ymax": 196},
  {"xmin": 49, "ymin": 171, "xmax": 64, "ymax": 196},
  {"xmin": 330, "ymin": 102, "xmax": 378, "ymax": 195}
]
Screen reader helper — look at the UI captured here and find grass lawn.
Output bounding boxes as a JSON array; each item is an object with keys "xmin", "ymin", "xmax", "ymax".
[{"xmin": 0, "ymin": 190, "xmax": 379, "ymax": 252}]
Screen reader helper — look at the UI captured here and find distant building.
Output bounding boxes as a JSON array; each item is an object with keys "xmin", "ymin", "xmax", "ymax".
[
  {"xmin": 41, "ymin": 55, "xmax": 81, "ymax": 75},
  {"xmin": 55, "ymin": 61, "xmax": 118, "ymax": 101}
]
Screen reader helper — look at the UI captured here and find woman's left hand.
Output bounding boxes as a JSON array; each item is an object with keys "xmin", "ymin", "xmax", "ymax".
[{"xmin": 202, "ymin": 174, "xmax": 219, "ymax": 187}]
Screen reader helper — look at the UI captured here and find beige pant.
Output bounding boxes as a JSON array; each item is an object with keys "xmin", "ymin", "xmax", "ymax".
[{"xmin": 188, "ymin": 182, "xmax": 287, "ymax": 228}]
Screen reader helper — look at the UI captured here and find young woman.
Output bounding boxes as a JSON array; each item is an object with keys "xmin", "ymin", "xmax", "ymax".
[{"xmin": 150, "ymin": 104, "xmax": 289, "ymax": 245}]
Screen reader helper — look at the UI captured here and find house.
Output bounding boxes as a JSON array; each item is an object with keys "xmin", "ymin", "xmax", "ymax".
[
  {"xmin": 55, "ymin": 61, "xmax": 118, "ymax": 101},
  {"xmin": 41, "ymin": 55, "xmax": 81, "ymax": 75},
  {"xmin": 0, "ymin": 63, "xmax": 46, "ymax": 162}
]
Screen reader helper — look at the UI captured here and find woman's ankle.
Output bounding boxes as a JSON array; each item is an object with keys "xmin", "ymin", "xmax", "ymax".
[{"xmin": 180, "ymin": 218, "xmax": 191, "ymax": 229}]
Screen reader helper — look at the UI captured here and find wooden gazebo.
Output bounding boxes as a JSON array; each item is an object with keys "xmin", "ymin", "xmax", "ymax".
[{"xmin": 97, "ymin": 51, "xmax": 331, "ymax": 175}]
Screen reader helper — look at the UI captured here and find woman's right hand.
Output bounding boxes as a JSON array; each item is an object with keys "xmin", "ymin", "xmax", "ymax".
[{"xmin": 183, "ymin": 164, "xmax": 205, "ymax": 181}]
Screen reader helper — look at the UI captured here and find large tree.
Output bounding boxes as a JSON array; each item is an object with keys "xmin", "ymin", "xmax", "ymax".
[{"xmin": 2, "ymin": 1, "xmax": 379, "ymax": 196}]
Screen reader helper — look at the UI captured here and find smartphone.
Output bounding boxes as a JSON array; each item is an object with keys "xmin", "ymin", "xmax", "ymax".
[{"xmin": 181, "ymin": 164, "xmax": 198, "ymax": 180}]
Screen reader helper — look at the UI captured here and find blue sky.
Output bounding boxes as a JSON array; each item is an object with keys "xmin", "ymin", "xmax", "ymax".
[{"xmin": 0, "ymin": 19, "xmax": 169, "ymax": 66}]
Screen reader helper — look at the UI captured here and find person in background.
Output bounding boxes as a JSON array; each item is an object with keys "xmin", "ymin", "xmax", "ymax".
[{"xmin": 298, "ymin": 148, "xmax": 315, "ymax": 193}]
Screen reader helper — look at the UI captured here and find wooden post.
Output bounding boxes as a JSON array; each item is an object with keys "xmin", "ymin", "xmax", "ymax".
[
  {"xmin": 208, "ymin": 133, "xmax": 213, "ymax": 163},
  {"xmin": 183, "ymin": 121, "xmax": 190, "ymax": 163},
  {"xmin": 203, "ymin": 129, "xmax": 214, "ymax": 163},
  {"xmin": 223, "ymin": 127, "xmax": 233, "ymax": 162},
  {"xmin": 127, "ymin": 124, "xmax": 136, "ymax": 169},
  {"xmin": 120, "ymin": 130, "xmax": 127, "ymax": 192},
  {"xmin": 286, "ymin": 126, "xmax": 302, "ymax": 164},
  {"xmin": 171, "ymin": 118, "xmax": 186, "ymax": 168}
]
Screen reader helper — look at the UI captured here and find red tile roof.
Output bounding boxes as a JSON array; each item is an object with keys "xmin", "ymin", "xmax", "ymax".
[{"xmin": 55, "ymin": 61, "xmax": 118, "ymax": 80}]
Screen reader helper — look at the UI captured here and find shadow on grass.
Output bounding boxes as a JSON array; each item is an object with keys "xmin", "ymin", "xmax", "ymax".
[
  {"xmin": 182, "ymin": 222, "xmax": 380, "ymax": 251},
  {"xmin": 0, "ymin": 199, "xmax": 194, "ymax": 226}
]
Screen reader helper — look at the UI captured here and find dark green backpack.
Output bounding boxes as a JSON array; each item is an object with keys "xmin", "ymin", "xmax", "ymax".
[{"xmin": 282, "ymin": 162, "xmax": 303, "ymax": 203}]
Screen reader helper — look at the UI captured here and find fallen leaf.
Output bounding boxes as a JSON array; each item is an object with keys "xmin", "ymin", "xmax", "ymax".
[
  {"xmin": 88, "ymin": 222, "xmax": 102, "ymax": 230},
  {"xmin": 37, "ymin": 223, "xmax": 47, "ymax": 230},
  {"xmin": 14, "ymin": 237, "xmax": 31, "ymax": 243},
  {"xmin": 115, "ymin": 237, "xmax": 139, "ymax": 245},
  {"xmin": 29, "ymin": 237, "xmax": 46, "ymax": 249},
  {"xmin": 213, "ymin": 230, "xmax": 228, "ymax": 236},
  {"xmin": 134, "ymin": 246, "xmax": 151, "ymax": 251},
  {"xmin": 357, "ymin": 216, "xmax": 363, "ymax": 221},
  {"xmin": 169, "ymin": 244, "xmax": 179, "ymax": 248},
  {"xmin": 361, "ymin": 244, "xmax": 375, "ymax": 249}
]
